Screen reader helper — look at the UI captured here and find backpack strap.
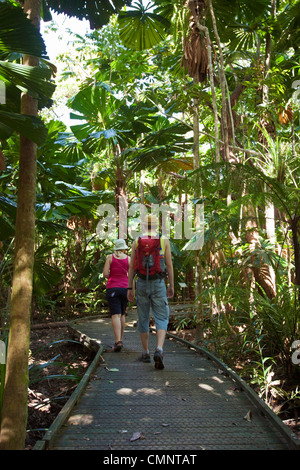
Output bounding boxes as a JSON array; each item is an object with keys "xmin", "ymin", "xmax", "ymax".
[{"xmin": 160, "ymin": 236, "xmax": 165, "ymax": 254}]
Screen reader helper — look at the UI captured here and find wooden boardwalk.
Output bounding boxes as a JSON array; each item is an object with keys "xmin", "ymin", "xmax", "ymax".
[{"xmin": 35, "ymin": 308, "xmax": 299, "ymax": 452}]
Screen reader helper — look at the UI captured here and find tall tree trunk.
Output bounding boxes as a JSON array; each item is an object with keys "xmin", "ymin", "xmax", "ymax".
[
  {"xmin": 207, "ymin": 0, "xmax": 230, "ymax": 162},
  {"xmin": 263, "ymin": 0, "xmax": 277, "ymax": 294},
  {"xmin": 257, "ymin": 0, "xmax": 277, "ymax": 297},
  {"xmin": 188, "ymin": 1, "xmax": 220, "ymax": 162},
  {"xmin": 139, "ymin": 170, "xmax": 145, "ymax": 204},
  {"xmin": 0, "ymin": 0, "xmax": 41, "ymax": 451},
  {"xmin": 115, "ymin": 163, "xmax": 127, "ymax": 239},
  {"xmin": 193, "ymin": 98, "xmax": 202, "ymax": 303},
  {"xmin": 290, "ymin": 217, "xmax": 300, "ymax": 287}
]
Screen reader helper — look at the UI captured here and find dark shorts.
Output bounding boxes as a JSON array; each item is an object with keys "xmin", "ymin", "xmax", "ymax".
[{"xmin": 106, "ymin": 287, "xmax": 128, "ymax": 316}]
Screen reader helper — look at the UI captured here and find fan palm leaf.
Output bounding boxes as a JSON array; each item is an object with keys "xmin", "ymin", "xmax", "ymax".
[
  {"xmin": 118, "ymin": 0, "xmax": 170, "ymax": 50},
  {"xmin": 46, "ymin": 0, "xmax": 132, "ymax": 28},
  {"xmin": 0, "ymin": 2, "xmax": 46, "ymax": 57},
  {"xmin": 0, "ymin": 2, "xmax": 55, "ymax": 143}
]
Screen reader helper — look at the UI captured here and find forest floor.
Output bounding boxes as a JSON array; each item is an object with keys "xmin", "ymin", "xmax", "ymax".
[
  {"xmin": 26, "ymin": 314, "xmax": 300, "ymax": 450},
  {"xmin": 26, "ymin": 321, "xmax": 94, "ymax": 449}
]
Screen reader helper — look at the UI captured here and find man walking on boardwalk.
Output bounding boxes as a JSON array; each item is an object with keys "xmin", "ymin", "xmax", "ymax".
[{"xmin": 127, "ymin": 215, "xmax": 174, "ymax": 369}]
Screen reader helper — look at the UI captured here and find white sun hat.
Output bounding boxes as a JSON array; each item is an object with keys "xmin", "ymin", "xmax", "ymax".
[{"xmin": 114, "ymin": 239, "xmax": 128, "ymax": 250}]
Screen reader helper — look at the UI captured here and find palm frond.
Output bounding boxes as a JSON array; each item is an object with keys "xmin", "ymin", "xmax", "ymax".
[
  {"xmin": 0, "ymin": 2, "xmax": 46, "ymax": 57},
  {"xmin": 118, "ymin": 1, "xmax": 170, "ymax": 50},
  {"xmin": 0, "ymin": 110, "xmax": 47, "ymax": 144},
  {"xmin": 47, "ymin": 0, "xmax": 132, "ymax": 28},
  {"xmin": 0, "ymin": 61, "xmax": 55, "ymax": 100}
]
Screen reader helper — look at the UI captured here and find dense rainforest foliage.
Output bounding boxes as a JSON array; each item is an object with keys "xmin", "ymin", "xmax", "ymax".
[{"xmin": 0, "ymin": 0, "xmax": 300, "ymax": 449}]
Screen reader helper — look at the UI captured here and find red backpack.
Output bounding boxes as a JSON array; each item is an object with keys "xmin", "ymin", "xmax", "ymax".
[{"xmin": 134, "ymin": 235, "xmax": 166, "ymax": 280}]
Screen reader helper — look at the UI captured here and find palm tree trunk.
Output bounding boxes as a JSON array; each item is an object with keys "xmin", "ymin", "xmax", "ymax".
[{"xmin": 0, "ymin": 0, "xmax": 41, "ymax": 450}]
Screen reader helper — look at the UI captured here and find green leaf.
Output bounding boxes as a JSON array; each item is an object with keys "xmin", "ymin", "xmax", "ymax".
[
  {"xmin": 0, "ymin": 195, "xmax": 17, "ymax": 219},
  {"xmin": 0, "ymin": 61, "xmax": 55, "ymax": 100},
  {"xmin": 0, "ymin": 2, "xmax": 46, "ymax": 56},
  {"xmin": 118, "ymin": 2, "xmax": 170, "ymax": 51},
  {"xmin": 47, "ymin": 0, "xmax": 132, "ymax": 29},
  {"xmin": 0, "ymin": 216, "xmax": 14, "ymax": 242},
  {"xmin": 33, "ymin": 259, "xmax": 62, "ymax": 295},
  {"xmin": 0, "ymin": 110, "xmax": 47, "ymax": 144}
]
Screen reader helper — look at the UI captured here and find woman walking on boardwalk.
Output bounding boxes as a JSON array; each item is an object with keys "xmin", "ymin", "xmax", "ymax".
[{"xmin": 103, "ymin": 239, "xmax": 130, "ymax": 351}]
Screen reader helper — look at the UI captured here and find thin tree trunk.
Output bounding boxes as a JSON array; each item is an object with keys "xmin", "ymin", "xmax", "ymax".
[
  {"xmin": 193, "ymin": 98, "xmax": 202, "ymax": 303},
  {"xmin": 192, "ymin": 20, "xmax": 220, "ymax": 162},
  {"xmin": 260, "ymin": 0, "xmax": 277, "ymax": 296},
  {"xmin": 0, "ymin": 0, "xmax": 41, "ymax": 450},
  {"xmin": 290, "ymin": 217, "xmax": 300, "ymax": 287},
  {"xmin": 139, "ymin": 170, "xmax": 145, "ymax": 204},
  {"xmin": 115, "ymin": 162, "xmax": 127, "ymax": 239},
  {"xmin": 64, "ymin": 243, "xmax": 73, "ymax": 310},
  {"xmin": 207, "ymin": 0, "xmax": 230, "ymax": 161}
]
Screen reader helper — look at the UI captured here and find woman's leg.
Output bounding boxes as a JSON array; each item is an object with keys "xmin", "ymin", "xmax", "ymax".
[
  {"xmin": 120, "ymin": 313, "xmax": 125, "ymax": 341},
  {"xmin": 111, "ymin": 314, "xmax": 122, "ymax": 343}
]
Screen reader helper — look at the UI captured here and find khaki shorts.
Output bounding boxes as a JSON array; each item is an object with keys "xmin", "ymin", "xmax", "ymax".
[{"xmin": 136, "ymin": 278, "xmax": 169, "ymax": 332}]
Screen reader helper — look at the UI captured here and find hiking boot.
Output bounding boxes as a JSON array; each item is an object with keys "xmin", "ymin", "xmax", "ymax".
[
  {"xmin": 138, "ymin": 353, "xmax": 151, "ymax": 363},
  {"xmin": 153, "ymin": 349, "xmax": 164, "ymax": 369}
]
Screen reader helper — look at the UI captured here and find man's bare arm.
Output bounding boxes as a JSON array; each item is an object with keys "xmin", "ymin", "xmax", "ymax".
[{"xmin": 164, "ymin": 239, "xmax": 174, "ymax": 298}]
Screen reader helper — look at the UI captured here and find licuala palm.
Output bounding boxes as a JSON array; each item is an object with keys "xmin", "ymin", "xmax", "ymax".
[
  {"xmin": 69, "ymin": 81, "xmax": 152, "ymax": 216},
  {"xmin": 128, "ymin": 114, "xmax": 193, "ymax": 173},
  {"xmin": 69, "ymin": 80, "xmax": 194, "ymax": 197}
]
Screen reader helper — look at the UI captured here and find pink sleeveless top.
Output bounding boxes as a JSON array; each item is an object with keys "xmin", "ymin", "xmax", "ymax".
[{"xmin": 106, "ymin": 255, "xmax": 129, "ymax": 289}]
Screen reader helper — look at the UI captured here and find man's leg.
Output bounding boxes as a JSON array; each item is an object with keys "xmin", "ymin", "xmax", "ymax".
[
  {"xmin": 153, "ymin": 331, "xmax": 166, "ymax": 369},
  {"xmin": 156, "ymin": 329, "xmax": 166, "ymax": 350},
  {"xmin": 151, "ymin": 280, "xmax": 169, "ymax": 369},
  {"xmin": 140, "ymin": 331, "xmax": 149, "ymax": 352},
  {"xmin": 136, "ymin": 279, "xmax": 151, "ymax": 362}
]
